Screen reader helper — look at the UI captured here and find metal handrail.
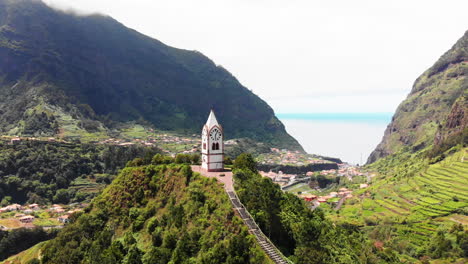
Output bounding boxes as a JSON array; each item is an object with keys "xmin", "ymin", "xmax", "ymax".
[{"xmin": 227, "ymin": 182, "xmax": 294, "ymax": 264}]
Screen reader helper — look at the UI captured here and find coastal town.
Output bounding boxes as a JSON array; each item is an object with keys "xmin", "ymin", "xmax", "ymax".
[
  {"xmin": 259, "ymin": 159, "xmax": 371, "ymax": 210},
  {"xmin": 256, "ymin": 147, "xmax": 335, "ymax": 166}
]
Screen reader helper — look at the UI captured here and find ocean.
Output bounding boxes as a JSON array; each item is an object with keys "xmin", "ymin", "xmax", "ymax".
[{"xmin": 277, "ymin": 113, "xmax": 392, "ymax": 165}]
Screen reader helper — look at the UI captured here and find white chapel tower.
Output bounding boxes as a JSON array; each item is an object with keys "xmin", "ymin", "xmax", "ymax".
[{"xmin": 201, "ymin": 109, "xmax": 224, "ymax": 172}]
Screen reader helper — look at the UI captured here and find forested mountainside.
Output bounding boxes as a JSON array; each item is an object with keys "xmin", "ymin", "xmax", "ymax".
[
  {"xmin": 5, "ymin": 160, "xmax": 271, "ymax": 264},
  {"xmin": 0, "ymin": 0, "xmax": 302, "ymax": 151},
  {"xmin": 5, "ymin": 154, "xmax": 396, "ymax": 264},
  {"xmin": 0, "ymin": 139, "xmax": 160, "ymax": 204},
  {"xmin": 232, "ymin": 154, "xmax": 393, "ymax": 264},
  {"xmin": 368, "ymin": 30, "xmax": 467, "ymax": 164}
]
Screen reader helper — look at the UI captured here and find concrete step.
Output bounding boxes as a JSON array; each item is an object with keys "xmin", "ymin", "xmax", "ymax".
[
  {"xmin": 226, "ymin": 189, "xmax": 290, "ymax": 264},
  {"xmin": 245, "ymin": 219, "xmax": 257, "ymax": 229},
  {"xmin": 237, "ymin": 208, "xmax": 249, "ymax": 219},
  {"xmin": 231, "ymin": 198, "xmax": 242, "ymax": 208}
]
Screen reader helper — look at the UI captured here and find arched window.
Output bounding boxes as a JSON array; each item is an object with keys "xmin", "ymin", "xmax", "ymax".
[
  {"xmin": 212, "ymin": 143, "xmax": 216, "ymax": 150},
  {"xmin": 203, "ymin": 143, "xmax": 206, "ymax": 150},
  {"xmin": 216, "ymin": 142, "xmax": 220, "ymax": 150}
]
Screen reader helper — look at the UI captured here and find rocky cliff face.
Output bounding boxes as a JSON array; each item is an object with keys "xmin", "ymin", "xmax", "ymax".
[
  {"xmin": 368, "ymin": 30, "xmax": 468, "ymax": 163},
  {"xmin": 435, "ymin": 95, "xmax": 468, "ymax": 143}
]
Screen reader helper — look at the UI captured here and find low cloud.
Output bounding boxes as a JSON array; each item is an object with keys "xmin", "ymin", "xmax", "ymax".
[{"xmin": 42, "ymin": 0, "xmax": 104, "ymax": 17}]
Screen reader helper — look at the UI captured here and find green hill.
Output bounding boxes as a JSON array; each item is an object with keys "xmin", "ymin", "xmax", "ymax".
[
  {"xmin": 0, "ymin": 0, "xmax": 302, "ymax": 151},
  {"xmin": 368, "ymin": 30, "xmax": 467, "ymax": 163},
  {"xmin": 0, "ymin": 138, "xmax": 161, "ymax": 204},
  {"xmin": 5, "ymin": 154, "xmax": 399, "ymax": 264},
  {"xmin": 334, "ymin": 30, "xmax": 468, "ymax": 263},
  {"xmin": 7, "ymin": 162, "xmax": 271, "ymax": 264},
  {"xmin": 232, "ymin": 154, "xmax": 394, "ymax": 263},
  {"xmin": 342, "ymin": 147, "xmax": 467, "ymax": 222},
  {"xmin": 332, "ymin": 147, "xmax": 468, "ymax": 262}
]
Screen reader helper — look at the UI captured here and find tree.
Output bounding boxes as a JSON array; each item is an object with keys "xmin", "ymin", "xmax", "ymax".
[
  {"xmin": 123, "ymin": 245, "xmax": 143, "ymax": 264},
  {"xmin": 426, "ymin": 231, "xmax": 452, "ymax": 258},
  {"xmin": 53, "ymin": 189, "xmax": 70, "ymax": 204},
  {"xmin": 233, "ymin": 153, "xmax": 257, "ymax": 173}
]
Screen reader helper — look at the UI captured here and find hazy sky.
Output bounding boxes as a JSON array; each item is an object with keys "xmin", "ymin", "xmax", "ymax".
[{"xmin": 44, "ymin": 0, "xmax": 468, "ymax": 114}]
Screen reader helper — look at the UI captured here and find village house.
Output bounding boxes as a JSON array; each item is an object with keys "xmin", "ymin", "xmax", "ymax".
[
  {"xmin": 19, "ymin": 215, "xmax": 34, "ymax": 223},
  {"xmin": 23, "ymin": 209, "xmax": 33, "ymax": 214},
  {"xmin": 317, "ymin": 197, "xmax": 328, "ymax": 203},
  {"xmin": 2, "ymin": 204, "xmax": 21, "ymax": 212},
  {"xmin": 58, "ymin": 214, "xmax": 70, "ymax": 224},
  {"xmin": 10, "ymin": 137, "xmax": 21, "ymax": 145},
  {"xmin": 29, "ymin": 203, "xmax": 40, "ymax": 210},
  {"xmin": 300, "ymin": 194, "xmax": 317, "ymax": 202}
]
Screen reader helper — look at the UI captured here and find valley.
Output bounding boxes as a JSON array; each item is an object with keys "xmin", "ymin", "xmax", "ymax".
[{"xmin": 0, "ymin": 0, "xmax": 466, "ymax": 263}]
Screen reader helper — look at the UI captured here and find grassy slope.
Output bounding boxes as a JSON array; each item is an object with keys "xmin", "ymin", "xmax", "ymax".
[
  {"xmin": 12, "ymin": 164, "xmax": 271, "ymax": 263},
  {"xmin": 1, "ymin": 241, "xmax": 45, "ymax": 264},
  {"xmin": 357, "ymin": 30, "xmax": 468, "ymax": 262},
  {"xmin": 333, "ymin": 147, "xmax": 467, "ymax": 261},
  {"xmin": 368, "ymin": 31, "xmax": 467, "ymax": 163}
]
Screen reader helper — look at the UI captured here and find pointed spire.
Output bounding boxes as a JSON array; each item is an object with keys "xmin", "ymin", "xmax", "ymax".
[{"xmin": 205, "ymin": 109, "xmax": 219, "ymax": 128}]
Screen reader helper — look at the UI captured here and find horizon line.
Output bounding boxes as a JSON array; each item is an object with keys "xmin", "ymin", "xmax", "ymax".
[{"xmin": 276, "ymin": 112, "xmax": 393, "ymax": 121}]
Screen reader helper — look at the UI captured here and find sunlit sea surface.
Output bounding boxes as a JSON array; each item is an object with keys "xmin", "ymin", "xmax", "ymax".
[{"xmin": 277, "ymin": 113, "xmax": 392, "ymax": 165}]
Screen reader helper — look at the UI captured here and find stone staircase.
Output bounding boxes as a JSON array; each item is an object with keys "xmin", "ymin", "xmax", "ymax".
[{"xmin": 226, "ymin": 191, "xmax": 291, "ymax": 264}]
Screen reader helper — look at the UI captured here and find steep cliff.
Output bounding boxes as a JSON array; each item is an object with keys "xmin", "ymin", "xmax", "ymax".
[{"xmin": 368, "ymin": 30, "xmax": 468, "ymax": 163}]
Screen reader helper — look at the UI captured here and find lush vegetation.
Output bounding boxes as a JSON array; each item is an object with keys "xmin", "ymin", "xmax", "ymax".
[
  {"xmin": 0, "ymin": 139, "xmax": 160, "ymax": 204},
  {"xmin": 24, "ymin": 157, "xmax": 271, "ymax": 263},
  {"xmin": 0, "ymin": 228, "xmax": 58, "ymax": 261},
  {"xmin": 368, "ymin": 30, "xmax": 467, "ymax": 163},
  {"xmin": 360, "ymin": 30, "xmax": 467, "ymax": 262},
  {"xmin": 232, "ymin": 153, "xmax": 395, "ymax": 264},
  {"xmin": 332, "ymin": 146, "xmax": 468, "ymax": 263},
  {"xmin": 0, "ymin": 0, "xmax": 302, "ymax": 151},
  {"xmin": 224, "ymin": 138, "xmax": 271, "ymax": 158}
]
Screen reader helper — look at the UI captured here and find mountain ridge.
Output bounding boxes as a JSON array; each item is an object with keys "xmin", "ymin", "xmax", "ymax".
[
  {"xmin": 367, "ymin": 30, "xmax": 467, "ymax": 163},
  {"xmin": 0, "ymin": 0, "xmax": 303, "ymax": 151}
]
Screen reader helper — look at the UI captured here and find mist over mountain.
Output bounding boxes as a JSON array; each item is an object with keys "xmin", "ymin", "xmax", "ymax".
[{"xmin": 0, "ymin": 0, "xmax": 303, "ymax": 151}]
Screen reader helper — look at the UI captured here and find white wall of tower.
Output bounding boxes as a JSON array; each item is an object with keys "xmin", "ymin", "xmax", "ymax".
[{"xmin": 201, "ymin": 110, "xmax": 224, "ymax": 171}]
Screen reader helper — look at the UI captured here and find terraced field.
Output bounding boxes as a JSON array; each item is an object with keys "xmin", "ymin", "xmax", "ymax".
[
  {"xmin": 365, "ymin": 149, "xmax": 466, "ymax": 220},
  {"xmin": 335, "ymin": 148, "xmax": 468, "ymax": 249},
  {"xmin": 69, "ymin": 176, "xmax": 108, "ymax": 195}
]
